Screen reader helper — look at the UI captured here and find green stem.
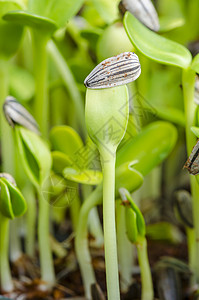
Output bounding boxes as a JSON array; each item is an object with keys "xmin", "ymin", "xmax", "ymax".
[
  {"xmin": 32, "ymin": 31, "xmax": 48, "ymax": 137},
  {"xmin": 116, "ymin": 201, "xmax": 134, "ymax": 293},
  {"xmin": 182, "ymin": 68, "xmax": 199, "ymax": 282},
  {"xmin": 186, "ymin": 227, "xmax": 196, "ymax": 279},
  {"xmin": 0, "ymin": 212, "xmax": 13, "ymax": 292},
  {"xmin": 0, "ymin": 59, "xmax": 14, "ymax": 173},
  {"xmin": 137, "ymin": 237, "xmax": 153, "ymax": 300},
  {"xmin": 101, "ymin": 153, "xmax": 120, "ymax": 300},
  {"xmin": 37, "ymin": 188, "xmax": 55, "ymax": 285},
  {"xmin": 24, "ymin": 184, "xmax": 36, "ymax": 257},
  {"xmin": 75, "ymin": 184, "xmax": 102, "ymax": 300},
  {"xmin": 9, "ymin": 219, "xmax": 22, "ymax": 262},
  {"xmin": 47, "ymin": 41, "xmax": 86, "ymax": 138},
  {"xmin": 69, "ymin": 186, "xmax": 81, "ymax": 232}
]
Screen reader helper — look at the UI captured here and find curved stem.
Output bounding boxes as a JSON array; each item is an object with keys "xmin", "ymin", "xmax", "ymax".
[
  {"xmin": 0, "ymin": 212, "xmax": 13, "ymax": 292},
  {"xmin": 37, "ymin": 188, "xmax": 55, "ymax": 285},
  {"xmin": 137, "ymin": 237, "xmax": 153, "ymax": 300},
  {"xmin": 101, "ymin": 153, "xmax": 120, "ymax": 300},
  {"xmin": 32, "ymin": 31, "xmax": 48, "ymax": 137},
  {"xmin": 75, "ymin": 184, "xmax": 102, "ymax": 300},
  {"xmin": 47, "ymin": 41, "xmax": 86, "ymax": 138}
]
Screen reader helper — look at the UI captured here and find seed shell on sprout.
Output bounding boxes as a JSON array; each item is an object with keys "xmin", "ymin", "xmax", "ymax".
[
  {"xmin": 184, "ymin": 140, "xmax": 199, "ymax": 175},
  {"xmin": 84, "ymin": 52, "xmax": 141, "ymax": 89},
  {"xmin": 3, "ymin": 96, "xmax": 40, "ymax": 134},
  {"xmin": 119, "ymin": 0, "xmax": 160, "ymax": 32}
]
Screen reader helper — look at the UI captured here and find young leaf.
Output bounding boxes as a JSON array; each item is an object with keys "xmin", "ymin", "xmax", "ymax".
[
  {"xmin": 0, "ymin": 178, "xmax": 27, "ymax": 219},
  {"xmin": 15, "ymin": 126, "xmax": 52, "ymax": 188},
  {"xmin": 28, "ymin": 0, "xmax": 84, "ymax": 28},
  {"xmin": 125, "ymin": 208, "xmax": 138, "ymax": 243},
  {"xmin": 63, "ymin": 167, "xmax": 102, "ymax": 185},
  {"xmin": 124, "ymin": 12, "xmax": 192, "ymax": 69},
  {"xmin": 116, "ymin": 121, "xmax": 178, "ymax": 176},
  {"xmin": 51, "ymin": 151, "xmax": 72, "ymax": 174}
]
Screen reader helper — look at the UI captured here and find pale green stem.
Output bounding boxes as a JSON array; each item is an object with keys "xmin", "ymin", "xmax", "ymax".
[
  {"xmin": 69, "ymin": 188, "xmax": 81, "ymax": 232},
  {"xmin": 75, "ymin": 184, "xmax": 102, "ymax": 300},
  {"xmin": 101, "ymin": 154, "xmax": 120, "ymax": 300},
  {"xmin": 47, "ymin": 40, "xmax": 86, "ymax": 138},
  {"xmin": 9, "ymin": 219, "xmax": 22, "ymax": 262},
  {"xmin": 0, "ymin": 212, "xmax": 13, "ymax": 292},
  {"xmin": 116, "ymin": 201, "xmax": 134, "ymax": 293},
  {"xmin": 37, "ymin": 188, "xmax": 55, "ymax": 285},
  {"xmin": 182, "ymin": 68, "xmax": 199, "ymax": 282},
  {"xmin": 24, "ymin": 184, "xmax": 36, "ymax": 257},
  {"xmin": 186, "ymin": 227, "xmax": 196, "ymax": 280},
  {"xmin": 32, "ymin": 31, "xmax": 48, "ymax": 137},
  {"xmin": 137, "ymin": 237, "xmax": 153, "ymax": 300}
]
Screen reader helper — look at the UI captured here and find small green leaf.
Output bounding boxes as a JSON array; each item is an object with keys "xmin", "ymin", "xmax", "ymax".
[
  {"xmin": 92, "ymin": 0, "xmax": 119, "ymax": 23},
  {"xmin": 50, "ymin": 125, "xmax": 83, "ymax": 156},
  {"xmin": 115, "ymin": 161, "xmax": 144, "ymax": 195},
  {"xmin": 51, "ymin": 151, "xmax": 72, "ymax": 174},
  {"xmin": 3, "ymin": 10, "xmax": 57, "ymax": 34},
  {"xmin": 191, "ymin": 126, "xmax": 199, "ymax": 138},
  {"xmin": 124, "ymin": 12, "xmax": 192, "ymax": 69},
  {"xmin": 116, "ymin": 121, "xmax": 178, "ymax": 176},
  {"xmin": 0, "ymin": 178, "xmax": 14, "ymax": 219},
  {"xmin": 63, "ymin": 167, "xmax": 102, "ymax": 185},
  {"xmin": 0, "ymin": 178, "xmax": 27, "ymax": 219},
  {"xmin": 0, "ymin": 1, "xmax": 23, "ymax": 58},
  {"xmin": 15, "ymin": 126, "xmax": 52, "ymax": 188},
  {"xmin": 28, "ymin": 0, "xmax": 84, "ymax": 28},
  {"xmin": 125, "ymin": 208, "xmax": 138, "ymax": 243},
  {"xmin": 191, "ymin": 53, "xmax": 199, "ymax": 74}
]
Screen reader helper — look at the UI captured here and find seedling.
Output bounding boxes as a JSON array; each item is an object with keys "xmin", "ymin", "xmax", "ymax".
[{"xmin": 0, "ymin": 174, "xmax": 27, "ymax": 292}]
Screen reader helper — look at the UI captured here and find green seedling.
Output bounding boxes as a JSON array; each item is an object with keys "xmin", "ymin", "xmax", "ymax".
[
  {"xmin": 124, "ymin": 11, "xmax": 199, "ymax": 283},
  {"xmin": 0, "ymin": 175, "xmax": 27, "ymax": 292},
  {"xmin": 3, "ymin": 0, "xmax": 85, "ymax": 136},
  {"xmin": 15, "ymin": 125, "xmax": 55, "ymax": 286},
  {"xmin": 119, "ymin": 188, "xmax": 153, "ymax": 300}
]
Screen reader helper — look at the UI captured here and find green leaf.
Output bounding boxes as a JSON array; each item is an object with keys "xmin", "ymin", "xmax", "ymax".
[
  {"xmin": 86, "ymin": 86, "xmax": 129, "ymax": 157},
  {"xmin": 15, "ymin": 126, "xmax": 52, "ymax": 188},
  {"xmin": 63, "ymin": 167, "xmax": 102, "ymax": 185},
  {"xmin": 155, "ymin": 106, "xmax": 185, "ymax": 127},
  {"xmin": 124, "ymin": 12, "xmax": 192, "ymax": 69},
  {"xmin": 92, "ymin": 0, "xmax": 119, "ymax": 23},
  {"xmin": 191, "ymin": 126, "xmax": 199, "ymax": 138},
  {"xmin": 9, "ymin": 64, "xmax": 35, "ymax": 101},
  {"xmin": 125, "ymin": 208, "xmax": 138, "ymax": 243},
  {"xmin": 191, "ymin": 53, "xmax": 199, "ymax": 74},
  {"xmin": 0, "ymin": 178, "xmax": 27, "ymax": 219},
  {"xmin": 51, "ymin": 151, "xmax": 72, "ymax": 174},
  {"xmin": 28, "ymin": 0, "xmax": 84, "ymax": 28},
  {"xmin": 0, "ymin": 1, "xmax": 23, "ymax": 58},
  {"xmin": 50, "ymin": 125, "xmax": 83, "ymax": 156},
  {"xmin": 115, "ymin": 161, "xmax": 144, "ymax": 195},
  {"xmin": 0, "ymin": 178, "xmax": 14, "ymax": 219},
  {"xmin": 116, "ymin": 121, "xmax": 178, "ymax": 176},
  {"xmin": 3, "ymin": 10, "xmax": 57, "ymax": 34}
]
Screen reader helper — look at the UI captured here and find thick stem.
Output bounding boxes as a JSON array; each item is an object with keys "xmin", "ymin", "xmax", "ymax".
[
  {"xmin": 9, "ymin": 219, "xmax": 22, "ymax": 262},
  {"xmin": 137, "ymin": 237, "xmax": 153, "ymax": 300},
  {"xmin": 116, "ymin": 201, "xmax": 134, "ymax": 293},
  {"xmin": 32, "ymin": 31, "xmax": 49, "ymax": 137},
  {"xmin": 182, "ymin": 68, "xmax": 199, "ymax": 282},
  {"xmin": 75, "ymin": 184, "xmax": 102, "ymax": 300},
  {"xmin": 69, "ymin": 189, "xmax": 81, "ymax": 232},
  {"xmin": 101, "ymin": 153, "xmax": 120, "ymax": 300},
  {"xmin": 47, "ymin": 41, "xmax": 86, "ymax": 138},
  {"xmin": 0, "ymin": 212, "xmax": 13, "ymax": 292},
  {"xmin": 24, "ymin": 184, "xmax": 36, "ymax": 257},
  {"xmin": 37, "ymin": 189, "xmax": 55, "ymax": 285}
]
